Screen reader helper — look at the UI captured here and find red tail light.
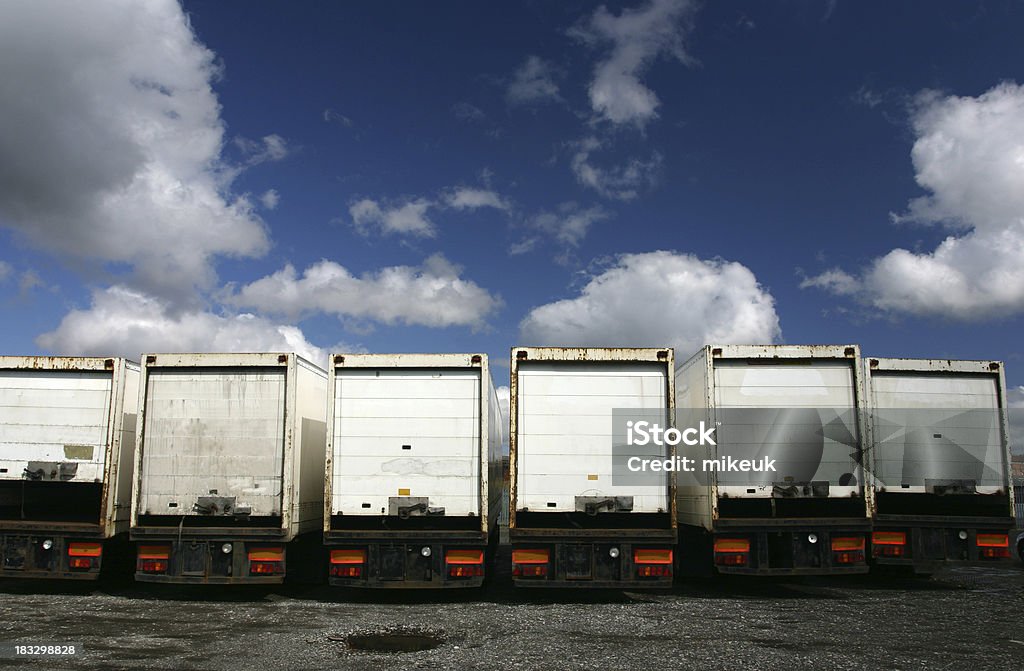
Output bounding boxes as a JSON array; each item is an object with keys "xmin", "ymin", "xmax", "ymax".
[
  {"xmin": 68, "ymin": 542, "xmax": 102, "ymax": 557},
  {"xmin": 977, "ymin": 533, "xmax": 1010, "ymax": 559},
  {"xmin": 872, "ymin": 531, "xmax": 906, "ymax": 558},
  {"xmin": 446, "ymin": 549, "xmax": 485, "ymax": 579},
  {"xmin": 715, "ymin": 553, "xmax": 748, "ymax": 566},
  {"xmin": 330, "ymin": 565, "xmax": 362, "ymax": 578},
  {"xmin": 634, "ymin": 548, "xmax": 673, "ymax": 578},
  {"xmin": 512, "ymin": 548, "xmax": 549, "ymax": 578},
  {"xmin": 250, "ymin": 562, "xmax": 284, "ymax": 575},
  {"xmin": 513, "ymin": 564, "xmax": 547, "ymax": 577},
  {"xmin": 248, "ymin": 546, "xmax": 284, "ymax": 576},
  {"xmin": 831, "ymin": 537, "xmax": 865, "ymax": 564},
  {"xmin": 137, "ymin": 545, "xmax": 171, "ymax": 573},
  {"xmin": 68, "ymin": 541, "xmax": 102, "ymax": 570},
  {"xmin": 637, "ymin": 564, "xmax": 671, "ymax": 577},
  {"xmin": 714, "ymin": 538, "xmax": 750, "ymax": 567},
  {"xmin": 446, "ymin": 549, "xmax": 484, "ymax": 564},
  {"xmin": 330, "ymin": 549, "xmax": 366, "ymax": 564},
  {"xmin": 329, "ymin": 549, "xmax": 365, "ymax": 579},
  {"xmin": 138, "ymin": 560, "xmax": 168, "ymax": 573},
  {"xmin": 449, "ymin": 565, "xmax": 484, "ymax": 578}
]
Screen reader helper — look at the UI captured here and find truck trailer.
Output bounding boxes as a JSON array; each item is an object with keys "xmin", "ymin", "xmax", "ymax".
[
  {"xmin": 324, "ymin": 353, "xmax": 503, "ymax": 588},
  {"xmin": 130, "ymin": 353, "xmax": 327, "ymax": 584},
  {"xmin": 864, "ymin": 357, "xmax": 1016, "ymax": 570},
  {"xmin": 509, "ymin": 347, "xmax": 676, "ymax": 588},
  {"xmin": 0, "ymin": 356, "xmax": 139, "ymax": 579},
  {"xmin": 675, "ymin": 345, "xmax": 870, "ymax": 576}
]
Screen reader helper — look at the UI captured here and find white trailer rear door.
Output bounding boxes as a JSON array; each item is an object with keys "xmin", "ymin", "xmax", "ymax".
[
  {"xmin": 333, "ymin": 368, "xmax": 481, "ymax": 516},
  {"xmin": 0, "ymin": 370, "xmax": 111, "ymax": 483},
  {"xmin": 139, "ymin": 368, "xmax": 286, "ymax": 517},
  {"xmin": 517, "ymin": 362, "xmax": 668, "ymax": 514}
]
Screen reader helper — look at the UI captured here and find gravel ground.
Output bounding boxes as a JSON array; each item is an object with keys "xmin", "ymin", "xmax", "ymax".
[{"xmin": 1, "ymin": 544, "xmax": 1022, "ymax": 671}]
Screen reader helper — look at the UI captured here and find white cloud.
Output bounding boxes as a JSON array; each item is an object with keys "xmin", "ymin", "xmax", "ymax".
[
  {"xmin": 0, "ymin": 261, "xmax": 11, "ymax": 282},
  {"xmin": 259, "ymin": 189, "xmax": 280, "ymax": 210},
  {"xmin": 509, "ymin": 239, "xmax": 538, "ymax": 256},
  {"xmin": 37, "ymin": 285, "xmax": 335, "ymax": 368},
  {"xmin": 1011, "ymin": 386, "xmax": 1024, "ymax": 409},
  {"xmin": 444, "ymin": 187, "xmax": 510, "ymax": 211},
  {"xmin": 519, "ymin": 251, "xmax": 781, "ymax": 357},
  {"xmin": 506, "ymin": 56, "xmax": 561, "ymax": 106},
  {"xmin": 228, "ymin": 253, "xmax": 502, "ymax": 330},
  {"xmin": 451, "ymin": 102, "xmax": 486, "ymax": 122},
  {"xmin": 349, "ymin": 198, "xmax": 436, "ymax": 237},
  {"xmin": 234, "ymin": 134, "xmax": 289, "ymax": 166},
  {"xmin": 527, "ymin": 202, "xmax": 610, "ymax": 248},
  {"xmin": 0, "ymin": 0, "xmax": 271, "ymax": 300},
  {"xmin": 571, "ymin": 136, "xmax": 661, "ymax": 200},
  {"xmin": 18, "ymin": 269, "xmax": 44, "ymax": 294},
  {"xmin": 803, "ymin": 83, "xmax": 1024, "ymax": 320},
  {"xmin": 570, "ymin": 0, "xmax": 698, "ymax": 127},
  {"xmin": 495, "ymin": 385, "xmax": 510, "ymax": 438},
  {"xmin": 798, "ymin": 268, "xmax": 859, "ymax": 296},
  {"xmin": 323, "ymin": 108, "xmax": 354, "ymax": 127}
]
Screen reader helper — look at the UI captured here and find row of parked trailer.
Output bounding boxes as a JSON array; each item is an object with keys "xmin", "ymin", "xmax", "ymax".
[{"xmin": 0, "ymin": 346, "xmax": 1016, "ymax": 588}]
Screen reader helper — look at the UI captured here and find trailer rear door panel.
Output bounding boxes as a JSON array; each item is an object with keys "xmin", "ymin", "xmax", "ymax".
[{"xmin": 138, "ymin": 368, "xmax": 286, "ymax": 516}]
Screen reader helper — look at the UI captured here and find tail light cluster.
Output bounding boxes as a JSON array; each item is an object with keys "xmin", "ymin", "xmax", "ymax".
[
  {"xmin": 68, "ymin": 542, "xmax": 102, "ymax": 571},
  {"xmin": 446, "ymin": 549, "xmax": 484, "ymax": 579},
  {"xmin": 329, "ymin": 548, "xmax": 365, "ymax": 578},
  {"xmin": 831, "ymin": 536, "xmax": 865, "ymax": 564},
  {"xmin": 714, "ymin": 538, "xmax": 750, "ymax": 567},
  {"xmin": 512, "ymin": 548, "xmax": 548, "ymax": 578},
  {"xmin": 248, "ymin": 546, "xmax": 285, "ymax": 575},
  {"xmin": 634, "ymin": 548, "xmax": 672, "ymax": 578},
  {"xmin": 977, "ymin": 533, "xmax": 1010, "ymax": 560},
  {"xmin": 136, "ymin": 545, "xmax": 170, "ymax": 573},
  {"xmin": 872, "ymin": 531, "xmax": 906, "ymax": 558}
]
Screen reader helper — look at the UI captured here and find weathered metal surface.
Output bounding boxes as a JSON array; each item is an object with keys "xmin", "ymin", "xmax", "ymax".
[
  {"xmin": 0, "ymin": 357, "xmax": 139, "ymax": 541},
  {"xmin": 131, "ymin": 353, "xmax": 328, "ymax": 552},
  {"xmin": 865, "ymin": 358, "xmax": 1013, "ymax": 509},
  {"xmin": 676, "ymin": 344, "xmax": 871, "ymax": 534},
  {"xmin": 325, "ymin": 353, "xmax": 500, "ymax": 538},
  {"xmin": 510, "ymin": 347, "xmax": 674, "ymax": 523}
]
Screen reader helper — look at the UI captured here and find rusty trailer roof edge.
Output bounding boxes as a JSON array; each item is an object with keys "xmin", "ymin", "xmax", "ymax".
[
  {"xmin": 510, "ymin": 346, "xmax": 673, "ymax": 362},
  {"xmin": 700, "ymin": 344, "xmax": 861, "ymax": 359},
  {"xmin": 0, "ymin": 355, "xmax": 137, "ymax": 370},
  {"xmin": 140, "ymin": 352, "xmax": 322, "ymax": 371},
  {"xmin": 330, "ymin": 352, "xmax": 486, "ymax": 367},
  {"xmin": 866, "ymin": 357, "xmax": 1005, "ymax": 374}
]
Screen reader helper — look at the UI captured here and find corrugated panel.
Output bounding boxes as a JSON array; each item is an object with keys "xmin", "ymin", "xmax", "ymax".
[
  {"xmin": 714, "ymin": 361, "xmax": 856, "ymax": 408},
  {"xmin": 517, "ymin": 362, "xmax": 668, "ymax": 513},
  {"xmin": 0, "ymin": 370, "xmax": 111, "ymax": 482},
  {"xmin": 139, "ymin": 368, "xmax": 286, "ymax": 516},
  {"xmin": 333, "ymin": 368, "xmax": 481, "ymax": 516}
]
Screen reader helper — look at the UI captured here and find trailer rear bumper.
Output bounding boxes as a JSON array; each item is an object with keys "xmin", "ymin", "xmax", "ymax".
[
  {"xmin": 711, "ymin": 519, "xmax": 871, "ymax": 576},
  {"xmin": 130, "ymin": 535, "xmax": 289, "ymax": 585},
  {"xmin": 510, "ymin": 528, "xmax": 676, "ymax": 588},
  {"xmin": 324, "ymin": 531, "xmax": 492, "ymax": 588},
  {"xmin": 0, "ymin": 530, "xmax": 107, "ymax": 580},
  {"xmin": 870, "ymin": 516, "xmax": 1015, "ymax": 570}
]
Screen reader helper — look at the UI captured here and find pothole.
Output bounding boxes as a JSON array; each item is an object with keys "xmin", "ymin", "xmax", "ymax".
[{"xmin": 337, "ymin": 629, "xmax": 446, "ymax": 653}]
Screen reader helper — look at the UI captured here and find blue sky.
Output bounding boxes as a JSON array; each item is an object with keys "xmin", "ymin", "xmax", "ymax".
[{"xmin": 2, "ymin": 0, "xmax": 1024, "ymax": 420}]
